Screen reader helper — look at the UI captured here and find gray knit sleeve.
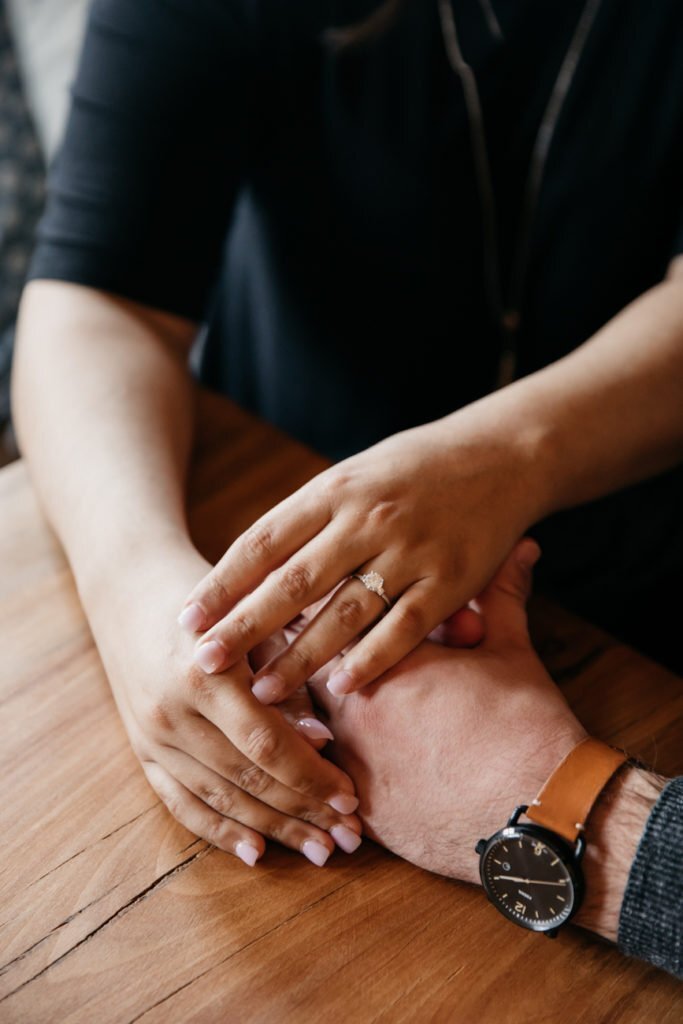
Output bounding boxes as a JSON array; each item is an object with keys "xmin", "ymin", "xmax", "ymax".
[{"xmin": 618, "ymin": 776, "xmax": 683, "ymax": 979}]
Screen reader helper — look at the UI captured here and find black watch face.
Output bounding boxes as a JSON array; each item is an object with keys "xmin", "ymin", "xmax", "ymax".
[{"xmin": 479, "ymin": 826, "xmax": 578, "ymax": 932}]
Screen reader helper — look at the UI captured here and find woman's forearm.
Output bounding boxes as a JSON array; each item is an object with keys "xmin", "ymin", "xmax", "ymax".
[
  {"xmin": 447, "ymin": 263, "xmax": 683, "ymax": 522},
  {"xmin": 12, "ymin": 280, "xmax": 200, "ymax": 604}
]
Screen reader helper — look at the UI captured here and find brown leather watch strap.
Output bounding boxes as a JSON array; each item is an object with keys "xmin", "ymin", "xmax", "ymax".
[{"xmin": 525, "ymin": 737, "xmax": 627, "ymax": 845}]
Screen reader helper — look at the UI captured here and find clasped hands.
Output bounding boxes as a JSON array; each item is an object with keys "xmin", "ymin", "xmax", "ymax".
[
  {"xmin": 122, "ymin": 535, "xmax": 583, "ymax": 879},
  {"xmin": 115, "ymin": 420, "xmax": 582, "ymax": 876}
]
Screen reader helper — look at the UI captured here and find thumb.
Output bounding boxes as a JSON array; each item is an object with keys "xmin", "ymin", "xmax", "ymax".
[{"xmin": 475, "ymin": 537, "xmax": 541, "ymax": 648}]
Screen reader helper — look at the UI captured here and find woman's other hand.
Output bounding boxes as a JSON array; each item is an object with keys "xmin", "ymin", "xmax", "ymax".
[{"xmin": 90, "ymin": 548, "xmax": 361, "ymax": 867}]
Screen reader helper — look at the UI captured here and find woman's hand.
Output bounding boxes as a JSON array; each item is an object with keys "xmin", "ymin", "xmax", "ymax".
[
  {"xmin": 178, "ymin": 414, "xmax": 542, "ymax": 702},
  {"xmin": 88, "ymin": 546, "xmax": 361, "ymax": 867}
]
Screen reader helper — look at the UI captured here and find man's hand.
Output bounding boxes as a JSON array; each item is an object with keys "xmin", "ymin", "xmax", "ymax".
[
  {"xmin": 306, "ymin": 540, "xmax": 661, "ymax": 941},
  {"xmin": 306, "ymin": 539, "xmax": 585, "ymax": 882}
]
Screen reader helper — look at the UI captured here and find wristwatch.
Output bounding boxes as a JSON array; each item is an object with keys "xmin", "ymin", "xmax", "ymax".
[{"xmin": 475, "ymin": 737, "xmax": 627, "ymax": 937}]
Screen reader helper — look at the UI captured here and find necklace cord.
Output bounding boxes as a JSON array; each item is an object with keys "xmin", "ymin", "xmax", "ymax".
[{"xmin": 436, "ymin": 0, "xmax": 603, "ymax": 386}]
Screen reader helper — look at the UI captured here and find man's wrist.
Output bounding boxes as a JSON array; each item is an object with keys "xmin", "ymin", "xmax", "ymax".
[{"xmin": 574, "ymin": 765, "xmax": 665, "ymax": 943}]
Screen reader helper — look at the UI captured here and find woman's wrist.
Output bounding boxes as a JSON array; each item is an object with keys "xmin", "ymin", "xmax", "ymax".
[
  {"xmin": 435, "ymin": 388, "xmax": 561, "ymax": 527},
  {"xmin": 75, "ymin": 522, "xmax": 202, "ymax": 617}
]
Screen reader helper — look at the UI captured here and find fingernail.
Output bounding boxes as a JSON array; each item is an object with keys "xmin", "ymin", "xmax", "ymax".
[
  {"xmin": 302, "ymin": 840, "xmax": 331, "ymax": 867},
  {"xmin": 235, "ymin": 841, "xmax": 260, "ymax": 867},
  {"xmin": 330, "ymin": 825, "xmax": 362, "ymax": 854},
  {"xmin": 327, "ymin": 670, "xmax": 354, "ymax": 696},
  {"xmin": 251, "ymin": 673, "xmax": 285, "ymax": 705},
  {"xmin": 194, "ymin": 640, "xmax": 226, "ymax": 673},
  {"xmin": 328, "ymin": 793, "xmax": 359, "ymax": 814},
  {"xmin": 178, "ymin": 602, "xmax": 206, "ymax": 632},
  {"xmin": 295, "ymin": 717, "xmax": 335, "ymax": 742}
]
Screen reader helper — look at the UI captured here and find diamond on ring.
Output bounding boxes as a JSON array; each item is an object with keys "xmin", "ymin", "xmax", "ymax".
[{"xmin": 351, "ymin": 570, "xmax": 392, "ymax": 609}]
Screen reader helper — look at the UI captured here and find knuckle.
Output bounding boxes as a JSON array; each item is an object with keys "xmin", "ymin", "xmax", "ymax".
[
  {"xmin": 264, "ymin": 819, "xmax": 288, "ymax": 844},
  {"xmin": 206, "ymin": 817, "xmax": 231, "ymax": 848},
  {"xmin": 395, "ymin": 601, "xmax": 427, "ymax": 637},
  {"xmin": 335, "ymin": 596, "xmax": 365, "ymax": 631},
  {"xmin": 278, "ymin": 562, "xmax": 313, "ymax": 602},
  {"xmin": 288, "ymin": 771, "xmax": 319, "ymax": 799},
  {"xmin": 243, "ymin": 521, "xmax": 275, "ymax": 563},
  {"xmin": 205, "ymin": 572, "xmax": 232, "ymax": 608},
  {"xmin": 143, "ymin": 698, "xmax": 175, "ymax": 734},
  {"xmin": 161, "ymin": 790, "xmax": 184, "ymax": 822},
  {"xmin": 230, "ymin": 612, "xmax": 257, "ymax": 645},
  {"xmin": 286, "ymin": 643, "xmax": 315, "ymax": 677},
  {"xmin": 234, "ymin": 761, "xmax": 272, "ymax": 798},
  {"xmin": 367, "ymin": 499, "xmax": 399, "ymax": 528},
  {"xmin": 296, "ymin": 804, "xmax": 333, "ymax": 828},
  {"xmin": 495, "ymin": 576, "xmax": 527, "ymax": 603},
  {"xmin": 199, "ymin": 783, "xmax": 236, "ymax": 818},
  {"xmin": 244, "ymin": 724, "xmax": 282, "ymax": 767},
  {"xmin": 186, "ymin": 665, "xmax": 216, "ymax": 702},
  {"xmin": 321, "ymin": 468, "xmax": 351, "ymax": 503}
]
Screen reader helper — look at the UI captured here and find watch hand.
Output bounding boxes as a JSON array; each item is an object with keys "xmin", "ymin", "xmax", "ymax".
[{"xmin": 492, "ymin": 876, "xmax": 567, "ymax": 886}]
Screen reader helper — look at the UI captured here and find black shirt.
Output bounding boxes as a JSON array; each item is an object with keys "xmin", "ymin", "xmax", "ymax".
[{"xmin": 27, "ymin": 0, "xmax": 683, "ymax": 629}]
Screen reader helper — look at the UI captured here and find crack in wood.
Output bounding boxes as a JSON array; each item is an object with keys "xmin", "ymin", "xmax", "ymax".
[
  {"xmin": 0, "ymin": 806, "xmax": 161, "ymax": 965},
  {"xmin": 128, "ymin": 869, "xmax": 370, "ymax": 1022},
  {"xmin": 27, "ymin": 805, "xmax": 155, "ymax": 889},
  {"xmin": 0, "ymin": 845, "xmax": 211, "ymax": 1000}
]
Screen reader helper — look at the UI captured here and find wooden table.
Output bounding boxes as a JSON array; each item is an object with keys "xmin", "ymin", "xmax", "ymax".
[{"xmin": 1, "ymin": 392, "xmax": 682, "ymax": 1022}]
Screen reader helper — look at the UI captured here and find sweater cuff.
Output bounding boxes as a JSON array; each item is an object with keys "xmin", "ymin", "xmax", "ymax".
[{"xmin": 618, "ymin": 776, "xmax": 683, "ymax": 979}]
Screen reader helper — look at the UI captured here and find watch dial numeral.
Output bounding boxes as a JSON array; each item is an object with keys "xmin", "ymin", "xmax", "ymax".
[{"xmin": 513, "ymin": 902, "xmax": 527, "ymax": 915}]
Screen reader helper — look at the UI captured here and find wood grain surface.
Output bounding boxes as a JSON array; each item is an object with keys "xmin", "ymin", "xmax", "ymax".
[{"xmin": 1, "ymin": 391, "xmax": 681, "ymax": 1023}]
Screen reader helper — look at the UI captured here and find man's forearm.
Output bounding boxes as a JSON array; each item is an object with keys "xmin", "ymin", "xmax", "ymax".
[
  {"xmin": 445, "ymin": 266, "xmax": 683, "ymax": 523},
  {"xmin": 12, "ymin": 280, "xmax": 199, "ymax": 604}
]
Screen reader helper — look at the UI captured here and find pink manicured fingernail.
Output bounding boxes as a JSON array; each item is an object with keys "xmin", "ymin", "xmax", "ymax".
[
  {"xmin": 251, "ymin": 674, "xmax": 285, "ymax": 705},
  {"xmin": 328, "ymin": 793, "xmax": 359, "ymax": 814},
  {"xmin": 327, "ymin": 670, "xmax": 355, "ymax": 696},
  {"xmin": 302, "ymin": 840, "xmax": 331, "ymax": 867},
  {"xmin": 194, "ymin": 640, "xmax": 226, "ymax": 673},
  {"xmin": 178, "ymin": 602, "xmax": 206, "ymax": 632},
  {"xmin": 235, "ymin": 841, "xmax": 260, "ymax": 867},
  {"xmin": 330, "ymin": 825, "xmax": 362, "ymax": 854},
  {"xmin": 295, "ymin": 717, "xmax": 335, "ymax": 743}
]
